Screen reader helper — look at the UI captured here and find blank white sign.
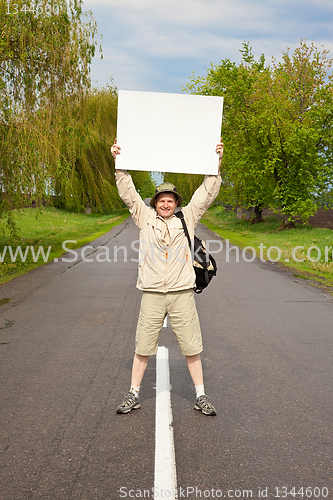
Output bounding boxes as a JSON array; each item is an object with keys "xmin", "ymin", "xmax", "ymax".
[{"xmin": 116, "ymin": 90, "xmax": 223, "ymax": 175}]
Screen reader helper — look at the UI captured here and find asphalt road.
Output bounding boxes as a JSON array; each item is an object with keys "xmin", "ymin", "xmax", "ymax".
[{"xmin": 0, "ymin": 217, "xmax": 332, "ymax": 500}]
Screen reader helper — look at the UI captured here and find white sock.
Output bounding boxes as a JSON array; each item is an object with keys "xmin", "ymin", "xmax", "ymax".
[
  {"xmin": 195, "ymin": 384, "xmax": 205, "ymax": 398},
  {"xmin": 130, "ymin": 386, "xmax": 140, "ymax": 398}
]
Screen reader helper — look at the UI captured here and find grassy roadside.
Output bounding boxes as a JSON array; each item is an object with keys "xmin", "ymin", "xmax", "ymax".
[
  {"xmin": 201, "ymin": 206, "xmax": 333, "ymax": 293},
  {"xmin": 0, "ymin": 207, "xmax": 129, "ymax": 285}
]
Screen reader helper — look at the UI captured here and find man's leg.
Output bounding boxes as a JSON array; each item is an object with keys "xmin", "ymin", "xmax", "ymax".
[
  {"xmin": 117, "ymin": 292, "xmax": 164, "ymax": 414},
  {"xmin": 116, "ymin": 354, "xmax": 150, "ymax": 414},
  {"xmin": 167, "ymin": 290, "xmax": 217, "ymax": 416},
  {"xmin": 131, "ymin": 353, "xmax": 149, "ymax": 388},
  {"xmin": 186, "ymin": 353, "xmax": 216, "ymax": 416},
  {"xmin": 186, "ymin": 354, "xmax": 216, "ymax": 415},
  {"xmin": 186, "ymin": 353, "xmax": 203, "ymax": 386}
]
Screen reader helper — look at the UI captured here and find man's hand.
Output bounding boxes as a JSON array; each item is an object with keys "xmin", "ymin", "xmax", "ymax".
[
  {"xmin": 111, "ymin": 138, "xmax": 121, "ymax": 160},
  {"xmin": 216, "ymin": 139, "xmax": 224, "ymax": 171}
]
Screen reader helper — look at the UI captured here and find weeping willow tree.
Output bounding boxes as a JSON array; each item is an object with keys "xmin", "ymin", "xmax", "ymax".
[
  {"xmin": 53, "ymin": 84, "xmax": 123, "ymax": 212},
  {"xmin": 0, "ymin": 0, "xmax": 125, "ymax": 226}
]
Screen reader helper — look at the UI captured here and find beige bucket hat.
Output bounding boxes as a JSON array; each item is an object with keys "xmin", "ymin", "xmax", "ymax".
[{"xmin": 150, "ymin": 182, "xmax": 183, "ymax": 208}]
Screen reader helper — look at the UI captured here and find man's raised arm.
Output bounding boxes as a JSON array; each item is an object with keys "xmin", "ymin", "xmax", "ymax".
[
  {"xmin": 182, "ymin": 139, "xmax": 224, "ymax": 227},
  {"xmin": 111, "ymin": 139, "xmax": 149, "ymax": 228}
]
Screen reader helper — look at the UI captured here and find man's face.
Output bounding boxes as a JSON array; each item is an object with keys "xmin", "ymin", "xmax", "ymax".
[{"xmin": 155, "ymin": 192, "xmax": 178, "ymax": 218}]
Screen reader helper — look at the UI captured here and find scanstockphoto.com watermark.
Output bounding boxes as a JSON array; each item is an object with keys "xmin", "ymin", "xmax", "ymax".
[
  {"xmin": 1, "ymin": 239, "xmax": 333, "ymax": 265},
  {"xmin": 119, "ymin": 486, "xmax": 254, "ymax": 498},
  {"xmin": 118, "ymin": 486, "xmax": 330, "ymax": 498}
]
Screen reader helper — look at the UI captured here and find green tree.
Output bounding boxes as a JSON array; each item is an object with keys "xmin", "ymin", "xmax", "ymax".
[
  {"xmin": 257, "ymin": 41, "xmax": 333, "ymax": 222},
  {"xmin": 183, "ymin": 41, "xmax": 333, "ymax": 224}
]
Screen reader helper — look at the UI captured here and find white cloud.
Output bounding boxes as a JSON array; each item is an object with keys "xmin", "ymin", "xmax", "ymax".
[{"xmin": 89, "ymin": 51, "xmax": 159, "ymax": 91}]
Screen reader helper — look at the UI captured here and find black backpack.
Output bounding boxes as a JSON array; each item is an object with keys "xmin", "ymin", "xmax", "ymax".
[{"xmin": 175, "ymin": 211, "xmax": 217, "ymax": 294}]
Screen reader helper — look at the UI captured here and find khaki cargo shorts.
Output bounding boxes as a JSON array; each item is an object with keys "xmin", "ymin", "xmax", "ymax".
[{"xmin": 135, "ymin": 289, "xmax": 203, "ymax": 356}]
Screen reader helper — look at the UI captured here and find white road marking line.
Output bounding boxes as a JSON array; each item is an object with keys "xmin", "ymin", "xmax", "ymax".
[
  {"xmin": 163, "ymin": 315, "xmax": 168, "ymax": 328},
  {"xmin": 154, "ymin": 346, "xmax": 177, "ymax": 498}
]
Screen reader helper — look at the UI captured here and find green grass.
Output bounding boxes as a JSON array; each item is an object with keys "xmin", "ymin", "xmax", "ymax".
[
  {"xmin": 0, "ymin": 207, "xmax": 129, "ymax": 284},
  {"xmin": 201, "ymin": 206, "xmax": 333, "ymax": 292}
]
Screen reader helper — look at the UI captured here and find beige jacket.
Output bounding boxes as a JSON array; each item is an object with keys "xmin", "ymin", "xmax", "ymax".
[{"xmin": 115, "ymin": 170, "xmax": 222, "ymax": 292}]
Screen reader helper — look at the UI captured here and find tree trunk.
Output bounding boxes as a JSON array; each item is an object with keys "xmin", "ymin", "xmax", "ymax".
[
  {"xmin": 254, "ymin": 205, "xmax": 264, "ymax": 223},
  {"xmin": 279, "ymin": 219, "xmax": 296, "ymax": 230}
]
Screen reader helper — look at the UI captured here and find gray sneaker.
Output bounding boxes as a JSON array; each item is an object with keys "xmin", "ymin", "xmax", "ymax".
[
  {"xmin": 194, "ymin": 395, "xmax": 216, "ymax": 416},
  {"xmin": 116, "ymin": 392, "xmax": 141, "ymax": 414}
]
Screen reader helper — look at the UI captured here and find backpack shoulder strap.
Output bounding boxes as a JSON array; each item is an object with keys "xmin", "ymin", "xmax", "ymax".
[{"xmin": 175, "ymin": 211, "xmax": 191, "ymax": 251}]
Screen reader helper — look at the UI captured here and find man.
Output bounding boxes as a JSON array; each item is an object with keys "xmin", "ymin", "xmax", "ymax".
[{"xmin": 111, "ymin": 139, "xmax": 223, "ymax": 416}]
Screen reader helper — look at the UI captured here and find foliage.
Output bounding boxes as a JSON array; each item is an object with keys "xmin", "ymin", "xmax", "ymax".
[
  {"xmin": 0, "ymin": 0, "xmax": 120, "ymax": 221},
  {"xmin": 183, "ymin": 40, "xmax": 333, "ymax": 223},
  {"xmin": 261, "ymin": 41, "xmax": 333, "ymax": 221},
  {"xmin": 129, "ymin": 170, "xmax": 156, "ymax": 200},
  {"xmin": 163, "ymin": 172, "xmax": 204, "ymax": 204},
  {"xmin": 52, "ymin": 85, "xmax": 122, "ymax": 212},
  {"xmin": 0, "ymin": 1, "xmax": 155, "ymax": 219}
]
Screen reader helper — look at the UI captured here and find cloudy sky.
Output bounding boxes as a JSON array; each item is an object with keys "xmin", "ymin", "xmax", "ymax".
[{"xmin": 82, "ymin": 0, "xmax": 333, "ymax": 93}]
